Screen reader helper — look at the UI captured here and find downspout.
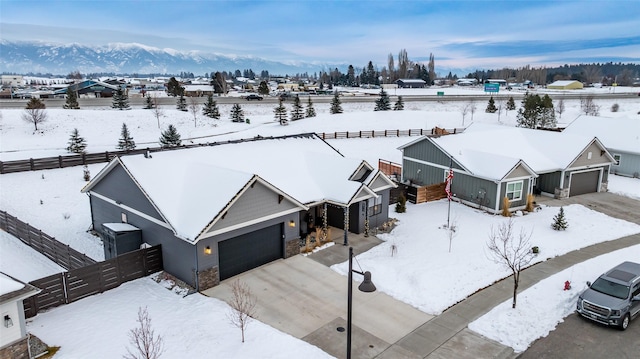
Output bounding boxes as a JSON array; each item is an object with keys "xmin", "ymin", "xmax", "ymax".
[
  {"xmin": 194, "ymin": 243, "xmax": 200, "ymax": 292},
  {"xmin": 495, "ymin": 181, "xmax": 501, "ymax": 214}
]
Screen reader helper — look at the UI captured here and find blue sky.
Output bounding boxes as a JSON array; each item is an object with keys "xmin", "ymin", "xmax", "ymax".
[{"xmin": 2, "ymin": 0, "xmax": 639, "ymax": 72}]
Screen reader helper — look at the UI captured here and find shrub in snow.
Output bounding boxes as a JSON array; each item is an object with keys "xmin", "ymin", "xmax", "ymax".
[
  {"xmin": 501, "ymin": 197, "xmax": 512, "ymax": 217},
  {"xmin": 525, "ymin": 194, "xmax": 535, "ymax": 212},
  {"xmin": 395, "ymin": 193, "xmax": 407, "ymax": 213},
  {"xmin": 83, "ymin": 164, "xmax": 90, "ymax": 181},
  {"xmin": 611, "ymin": 103, "xmax": 619, "ymax": 112}
]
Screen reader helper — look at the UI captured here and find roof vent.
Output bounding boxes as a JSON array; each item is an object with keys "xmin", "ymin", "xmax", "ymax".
[{"xmin": 144, "ymin": 150, "xmax": 152, "ymax": 159}]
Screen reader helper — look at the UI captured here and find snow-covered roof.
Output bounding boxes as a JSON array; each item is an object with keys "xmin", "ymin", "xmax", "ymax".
[
  {"xmin": 0, "ymin": 272, "xmax": 40, "ymax": 303},
  {"xmin": 562, "ymin": 116, "xmax": 640, "ymax": 154},
  {"xmin": 85, "ymin": 135, "xmax": 380, "ymax": 242},
  {"xmin": 548, "ymin": 80, "xmax": 581, "ymax": 87},
  {"xmin": 413, "ymin": 124, "xmax": 606, "ymax": 179}
]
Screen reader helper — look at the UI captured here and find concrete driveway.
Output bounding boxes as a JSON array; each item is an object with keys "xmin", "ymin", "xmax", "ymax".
[{"xmin": 202, "ymin": 254, "xmax": 432, "ymax": 359}]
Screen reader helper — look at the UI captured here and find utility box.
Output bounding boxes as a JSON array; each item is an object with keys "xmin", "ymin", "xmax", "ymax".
[{"xmin": 101, "ymin": 223, "xmax": 142, "ymax": 260}]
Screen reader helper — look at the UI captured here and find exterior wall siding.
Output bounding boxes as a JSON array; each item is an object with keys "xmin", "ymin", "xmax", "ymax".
[
  {"xmin": 402, "ymin": 139, "xmax": 461, "ymax": 186},
  {"xmin": 506, "ymin": 164, "xmax": 532, "ymax": 179},
  {"xmin": 207, "ymin": 181, "xmax": 299, "ymax": 233},
  {"xmin": 89, "ymin": 195, "xmax": 196, "ymax": 287},
  {"xmin": 537, "ymin": 172, "xmax": 561, "ymax": 193},
  {"xmin": 570, "ymin": 141, "xmax": 609, "ymax": 168},
  {"xmin": 92, "ymin": 164, "xmax": 163, "ymax": 221},
  {"xmin": 452, "ymin": 172, "xmax": 498, "ymax": 210},
  {"xmin": 610, "ymin": 151, "xmax": 640, "ymax": 177}
]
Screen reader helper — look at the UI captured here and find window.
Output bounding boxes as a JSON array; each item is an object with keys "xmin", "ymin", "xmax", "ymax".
[
  {"xmin": 369, "ymin": 196, "xmax": 382, "ymax": 216},
  {"xmin": 506, "ymin": 181, "xmax": 523, "ymax": 201},
  {"xmin": 121, "ymin": 212, "xmax": 128, "ymax": 223},
  {"xmin": 613, "ymin": 154, "xmax": 621, "ymax": 166}
]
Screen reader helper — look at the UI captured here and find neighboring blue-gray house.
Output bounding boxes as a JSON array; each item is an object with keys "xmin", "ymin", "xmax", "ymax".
[
  {"xmin": 398, "ymin": 124, "xmax": 615, "ymax": 213},
  {"xmin": 81, "ymin": 134, "xmax": 395, "ymax": 290},
  {"xmin": 562, "ymin": 116, "xmax": 640, "ymax": 178}
]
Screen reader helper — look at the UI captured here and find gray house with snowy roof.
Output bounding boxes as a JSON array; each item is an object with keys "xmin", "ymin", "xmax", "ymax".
[
  {"xmin": 398, "ymin": 124, "xmax": 616, "ymax": 213},
  {"xmin": 82, "ymin": 134, "xmax": 395, "ymax": 290},
  {"xmin": 562, "ymin": 116, "xmax": 640, "ymax": 178}
]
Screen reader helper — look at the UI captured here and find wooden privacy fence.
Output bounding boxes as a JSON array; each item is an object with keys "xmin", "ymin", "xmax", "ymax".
[
  {"xmin": 318, "ymin": 128, "xmax": 461, "ymax": 140},
  {"xmin": 0, "ymin": 210, "xmax": 96, "ymax": 270},
  {"xmin": 23, "ymin": 245, "xmax": 163, "ymax": 318},
  {"xmin": 0, "ymin": 129, "xmax": 463, "ymax": 174},
  {"xmin": 378, "ymin": 159, "xmax": 402, "ymax": 180},
  {"xmin": 407, "ymin": 182, "xmax": 448, "ymax": 204}
]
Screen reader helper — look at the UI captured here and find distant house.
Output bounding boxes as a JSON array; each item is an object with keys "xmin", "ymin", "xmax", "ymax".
[
  {"xmin": 0, "ymin": 75, "xmax": 23, "ymax": 86},
  {"xmin": 54, "ymin": 80, "xmax": 119, "ymax": 98},
  {"xmin": 563, "ymin": 116, "xmax": 640, "ymax": 178},
  {"xmin": 81, "ymin": 134, "xmax": 396, "ymax": 290},
  {"xmin": 547, "ymin": 80, "xmax": 584, "ymax": 90},
  {"xmin": 0, "ymin": 272, "xmax": 41, "ymax": 358},
  {"xmin": 398, "ymin": 124, "xmax": 615, "ymax": 213},
  {"xmin": 183, "ymin": 85, "xmax": 214, "ymax": 97},
  {"xmin": 396, "ymin": 79, "xmax": 427, "ymax": 88},
  {"xmin": 485, "ymin": 79, "xmax": 507, "ymax": 86}
]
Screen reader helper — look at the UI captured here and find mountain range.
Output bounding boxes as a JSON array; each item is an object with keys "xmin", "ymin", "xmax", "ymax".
[{"xmin": 0, "ymin": 40, "xmax": 340, "ymax": 76}]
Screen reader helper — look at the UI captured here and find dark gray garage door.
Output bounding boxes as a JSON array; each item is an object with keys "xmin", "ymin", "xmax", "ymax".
[
  {"xmin": 569, "ymin": 170, "xmax": 599, "ymax": 197},
  {"xmin": 218, "ymin": 223, "xmax": 283, "ymax": 280}
]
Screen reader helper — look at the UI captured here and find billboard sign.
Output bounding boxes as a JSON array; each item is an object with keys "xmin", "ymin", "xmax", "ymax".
[{"xmin": 484, "ymin": 83, "xmax": 500, "ymax": 93}]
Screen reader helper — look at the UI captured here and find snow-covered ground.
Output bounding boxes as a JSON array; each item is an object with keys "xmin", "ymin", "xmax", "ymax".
[{"xmin": 1, "ymin": 87, "xmax": 639, "ymax": 356}]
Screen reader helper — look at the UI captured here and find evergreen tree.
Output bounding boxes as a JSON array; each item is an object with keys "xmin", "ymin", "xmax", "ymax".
[
  {"xmin": 202, "ymin": 94, "xmax": 220, "ymax": 119},
  {"xmin": 486, "ymin": 96, "xmax": 497, "ymax": 113},
  {"xmin": 274, "ymin": 99, "xmax": 288, "ymax": 125},
  {"xmin": 305, "ymin": 97, "xmax": 316, "ymax": 118},
  {"xmin": 111, "ymin": 87, "xmax": 131, "ymax": 110},
  {"xmin": 540, "ymin": 94, "xmax": 556, "ymax": 128},
  {"xmin": 393, "ymin": 96, "xmax": 404, "ymax": 111},
  {"xmin": 144, "ymin": 95, "xmax": 154, "ymax": 109},
  {"xmin": 176, "ymin": 94, "xmax": 187, "ymax": 111},
  {"xmin": 63, "ymin": 86, "xmax": 80, "ymax": 109},
  {"xmin": 117, "ymin": 123, "xmax": 136, "ymax": 151},
  {"xmin": 26, "ymin": 97, "xmax": 45, "ymax": 110},
  {"xmin": 506, "ymin": 96, "xmax": 516, "ymax": 111},
  {"xmin": 374, "ymin": 88, "xmax": 391, "ymax": 111},
  {"xmin": 551, "ymin": 207, "xmax": 568, "ymax": 230},
  {"xmin": 230, "ymin": 103, "xmax": 245, "ymax": 122},
  {"xmin": 517, "ymin": 93, "xmax": 543, "ymax": 129},
  {"xmin": 330, "ymin": 91, "xmax": 343, "ymax": 114},
  {"xmin": 290, "ymin": 95, "xmax": 304, "ymax": 121},
  {"xmin": 166, "ymin": 77, "xmax": 183, "ymax": 97},
  {"xmin": 258, "ymin": 81, "xmax": 270, "ymax": 95},
  {"xmin": 159, "ymin": 124, "xmax": 181, "ymax": 148},
  {"xmin": 66, "ymin": 128, "xmax": 87, "ymax": 153}
]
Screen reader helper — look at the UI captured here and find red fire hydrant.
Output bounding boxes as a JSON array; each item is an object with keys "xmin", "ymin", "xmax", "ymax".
[{"xmin": 564, "ymin": 280, "xmax": 571, "ymax": 291}]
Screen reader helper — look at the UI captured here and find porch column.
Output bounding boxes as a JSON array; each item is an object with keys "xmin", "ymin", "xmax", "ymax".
[
  {"xmin": 343, "ymin": 206, "xmax": 349, "ymax": 246},
  {"xmin": 323, "ymin": 203, "xmax": 328, "ymax": 231},
  {"xmin": 364, "ymin": 203, "xmax": 369, "ymax": 237}
]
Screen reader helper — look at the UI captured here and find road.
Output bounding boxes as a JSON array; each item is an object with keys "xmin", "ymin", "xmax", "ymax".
[
  {"xmin": 517, "ymin": 312, "xmax": 640, "ymax": 359},
  {"xmin": 0, "ymin": 92, "xmax": 636, "ymax": 109}
]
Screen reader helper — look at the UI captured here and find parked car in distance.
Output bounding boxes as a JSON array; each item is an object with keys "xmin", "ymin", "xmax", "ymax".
[
  {"xmin": 245, "ymin": 94, "xmax": 263, "ymax": 101},
  {"xmin": 576, "ymin": 261, "xmax": 640, "ymax": 330}
]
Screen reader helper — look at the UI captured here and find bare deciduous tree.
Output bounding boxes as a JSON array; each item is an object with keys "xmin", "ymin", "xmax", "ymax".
[
  {"xmin": 556, "ymin": 98, "xmax": 565, "ymax": 119},
  {"xmin": 124, "ymin": 306, "xmax": 164, "ymax": 359},
  {"xmin": 486, "ymin": 218, "xmax": 535, "ymax": 309},
  {"xmin": 227, "ymin": 279, "xmax": 257, "ymax": 343},
  {"xmin": 469, "ymin": 100, "xmax": 477, "ymax": 122},
  {"xmin": 580, "ymin": 95, "xmax": 600, "ymax": 116},
  {"xmin": 460, "ymin": 103, "xmax": 470, "ymax": 126},
  {"xmin": 22, "ymin": 107, "xmax": 48, "ymax": 131},
  {"xmin": 188, "ymin": 96, "xmax": 200, "ymax": 127},
  {"xmin": 151, "ymin": 96, "xmax": 164, "ymax": 129}
]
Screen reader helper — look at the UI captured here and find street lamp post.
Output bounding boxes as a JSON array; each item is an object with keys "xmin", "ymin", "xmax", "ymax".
[{"xmin": 347, "ymin": 246, "xmax": 376, "ymax": 359}]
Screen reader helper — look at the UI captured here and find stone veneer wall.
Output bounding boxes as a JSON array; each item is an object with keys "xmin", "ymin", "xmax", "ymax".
[
  {"xmin": 199, "ymin": 266, "xmax": 219, "ymax": 290},
  {"xmin": 554, "ymin": 187, "xmax": 570, "ymax": 199},
  {"xmin": 285, "ymin": 238, "xmax": 299, "ymax": 258},
  {"xmin": 0, "ymin": 338, "xmax": 28, "ymax": 359}
]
